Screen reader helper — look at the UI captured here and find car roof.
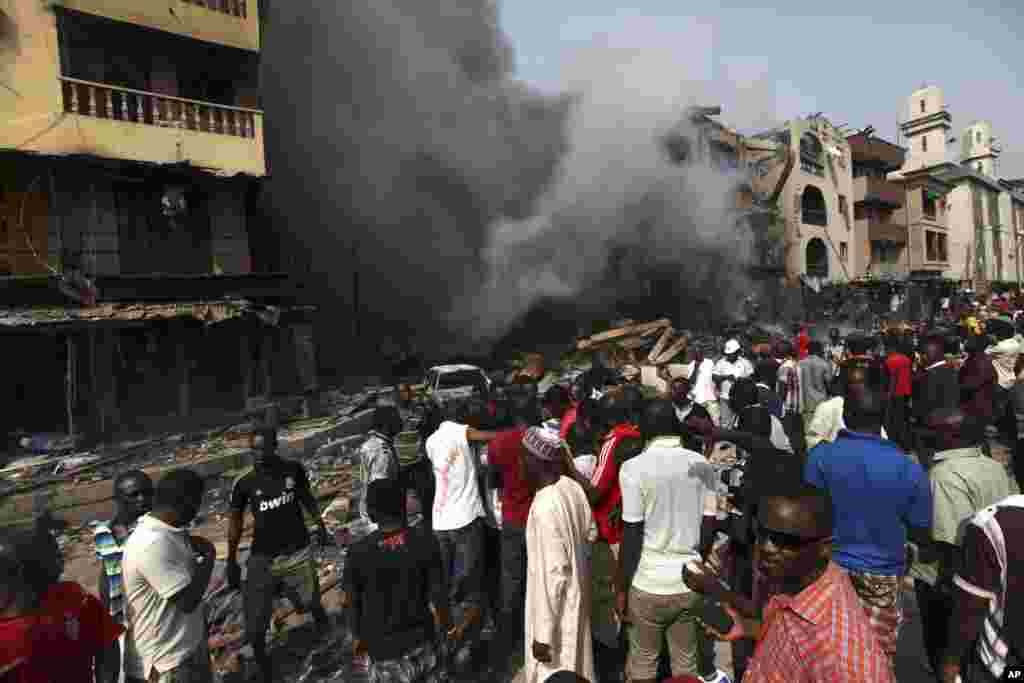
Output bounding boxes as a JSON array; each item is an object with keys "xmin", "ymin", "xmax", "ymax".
[{"xmin": 429, "ymin": 364, "xmax": 484, "ymax": 373}]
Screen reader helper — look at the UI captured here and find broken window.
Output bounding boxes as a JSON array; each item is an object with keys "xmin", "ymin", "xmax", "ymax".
[
  {"xmin": 801, "ymin": 186, "xmax": 828, "ymax": 226},
  {"xmin": 806, "ymin": 238, "xmax": 828, "ymax": 277},
  {"xmin": 922, "ymin": 188, "xmax": 937, "ymax": 219},
  {"xmin": 926, "ymin": 231, "xmax": 947, "ymax": 262}
]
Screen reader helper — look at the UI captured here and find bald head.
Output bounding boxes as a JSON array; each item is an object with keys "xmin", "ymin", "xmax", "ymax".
[
  {"xmin": 843, "ymin": 384, "xmax": 884, "ymax": 433},
  {"xmin": 927, "ymin": 408, "xmax": 984, "ymax": 449},
  {"xmin": 763, "ymin": 484, "xmax": 833, "ymax": 538}
]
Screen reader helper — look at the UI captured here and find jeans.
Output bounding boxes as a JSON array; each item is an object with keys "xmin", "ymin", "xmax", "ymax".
[
  {"xmin": 494, "ymin": 525, "xmax": 528, "ymax": 674},
  {"xmin": 887, "ymin": 396, "xmax": 910, "ymax": 451},
  {"xmin": 435, "ymin": 518, "xmax": 485, "ymax": 608},
  {"xmin": 727, "ymin": 543, "xmax": 755, "ymax": 683},
  {"xmin": 915, "ymin": 579, "xmax": 953, "ymax": 674},
  {"xmin": 147, "ymin": 642, "xmax": 212, "ymax": 683}
]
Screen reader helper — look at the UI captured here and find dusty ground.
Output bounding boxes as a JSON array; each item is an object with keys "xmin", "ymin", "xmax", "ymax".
[{"xmin": 56, "ymin": 439, "xmax": 1019, "ymax": 683}]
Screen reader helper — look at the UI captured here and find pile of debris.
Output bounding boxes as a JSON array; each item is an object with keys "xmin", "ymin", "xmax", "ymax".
[{"xmin": 574, "ymin": 318, "xmax": 692, "ymax": 393}]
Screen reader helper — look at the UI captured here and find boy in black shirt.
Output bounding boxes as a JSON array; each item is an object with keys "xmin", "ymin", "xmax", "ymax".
[
  {"xmin": 343, "ymin": 478, "xmax": 449, "ymax": 683},
  {"xmin": 226, "ymin": 425, "xmax": 330, "ymax": 683}
]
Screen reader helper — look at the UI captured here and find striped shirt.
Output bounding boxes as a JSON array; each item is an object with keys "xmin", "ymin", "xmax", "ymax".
[
  {"xmin": 357, "ymin": 431, "xmax": 400, "ymax": 521},
  {"xmin": 92, "ymin": 519, "xmax": 138, "ymax": 623},
  {"xmin": 954, "ymin": 495, "xmax": 1024, "ymax": 681},
  {"xmin": 744, "ymin": 562, "xmax": 894, "ymax": 683}
]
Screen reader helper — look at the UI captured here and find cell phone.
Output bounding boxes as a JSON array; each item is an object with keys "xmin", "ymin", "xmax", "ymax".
[{"xmin": 700, "ymin": 599, "xmax": 735, "ymax": 635}]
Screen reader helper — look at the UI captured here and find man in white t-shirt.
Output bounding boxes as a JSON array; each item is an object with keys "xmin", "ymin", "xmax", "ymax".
[
  {"xmin": 122, "ymin": 469, "xmax": 216, "ymax": 683},
  {"xmin": 616, "ymin": 400, "xmax": 719, "ymax": 682},
  {"xmin": 713, "ymin": 340, "xmax": 754, "ymax": 428},
  {"xmin": 424, "ymin": 398, "xmax": 497, "ymax": 671},
  {"xmin": 686, "ymin": 348, "xmax": 719, "ymax": 426}
]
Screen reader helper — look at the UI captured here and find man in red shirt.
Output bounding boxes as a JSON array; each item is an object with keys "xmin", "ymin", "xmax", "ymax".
[
  {"xmin": 542, "ymin": 385, "xmax": 575, "ymax": 440},
  {"xmin": 20, "ymin": 519, "xmax": 123, "ymax": 683},
  {"xmin": 884, "ymin": 333, "xmax": 914, "ymax": 451},
  {"xmin": 488, "ymin": 390, "xmax": 543, "ymax": 677},
  {"xmin": 562, "ymin": 390, "xmax": 643, "ymax": 672},
  {"xmin": 0, "ymin": 528, "xmax": 48, "ymax": 683},
  {"xmin": 796, "ymin": 325, "xmax": 810, "ymax": 360}
]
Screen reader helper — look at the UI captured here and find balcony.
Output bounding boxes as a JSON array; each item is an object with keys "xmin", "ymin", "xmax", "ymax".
[
  {"xmin": 854, "ymin": 176, "xmax": 903, "ymax": 208},
  {"xmin": 180, "ymin": 0, "xmax": 247, "ymax": 18},
  {"xmin": 0, "ymin": 273, "xmax": 296, "ymax": 307},
  {"xmin": 57, "ymin": 0, "xmax": 258, "ymax": 52},
  {"xmin": 62, "ymin": 78, "xmax": 258, "ymax": 139},
  {"xmin": 867, "ymin": 261, "xmax": 904, "ymax": 279},
  {"xmin": 866, "ymin": 220, "xmax": 907, "ymax": 244}
]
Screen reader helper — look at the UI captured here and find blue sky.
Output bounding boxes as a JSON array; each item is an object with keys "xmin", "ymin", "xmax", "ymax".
[{"xmin": 499, "ymin": 0, "xmax": 1024, "ymax": 177}]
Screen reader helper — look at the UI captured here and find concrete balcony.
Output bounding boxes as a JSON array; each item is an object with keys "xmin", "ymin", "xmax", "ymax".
[
  {"xmin": 179, "ymin": 0, "xmax": 247, "ymax": 18},
  {"xmin": 867, "ymin": 220, "xmax": 907, "ymax": 244},
  {"xmin": 854, "ymin": 176, "xmax": 903, "ymax": 208},
  {"xmin": 56, "ymin": 77, "xmax": 265, "ymax": 176},
  {"xmin": 57, "ymin": 0, "xmax": 259, "ymax": 51},
  {"xmin": 867, "ymin": 261, "xmax": 904, "ymax": 279}
]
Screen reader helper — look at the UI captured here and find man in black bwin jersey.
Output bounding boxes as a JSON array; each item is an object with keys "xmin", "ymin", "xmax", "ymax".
[{"xmin": 226, "ymin": 423, "xmax": 330, "ymax": 683}]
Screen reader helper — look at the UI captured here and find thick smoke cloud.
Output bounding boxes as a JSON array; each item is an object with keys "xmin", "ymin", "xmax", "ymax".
[
  {"xmin": 448, "ymin": 21, "xmax": 781, "ymax": 341},
  {"xmin": 262, "ymin": 0, "xmax": 569, "ymax": 355},
  {"xmin": 262, "ymin": 4, "xmax": 784, "ymax": 358}
]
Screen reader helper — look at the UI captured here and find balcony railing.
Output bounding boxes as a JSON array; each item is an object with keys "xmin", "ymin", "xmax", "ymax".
[
  {"xmin": 61, "ymin": 77, "xmax": 260, "ymax": 139},
  {"xmin": 179, "ymin": 0, "xmax": 247, "ymax": 18},
  {"xmin": 854, "ymin": 176, "xmax": 903, "ymax": 207}
]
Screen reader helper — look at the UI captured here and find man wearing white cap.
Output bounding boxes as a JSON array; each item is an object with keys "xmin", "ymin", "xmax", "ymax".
[
  {"xmin": 713, "ymin": 340, "xmax": 754, "ymax": 428},
  {"xmin": 521, "ymin": 427, "xmax": 595, "ymax": 683}
]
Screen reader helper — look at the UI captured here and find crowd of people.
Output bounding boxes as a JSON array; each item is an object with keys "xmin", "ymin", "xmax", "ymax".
[
  {"xmin": 341, "ymin": 312, "xmax": 1023, "ymax": 683},
  {"xmin": 3, "ymin": 304, "xmax": 1024, "ymax": 683}
]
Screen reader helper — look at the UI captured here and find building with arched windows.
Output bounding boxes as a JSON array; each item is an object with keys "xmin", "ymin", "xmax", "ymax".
[
  {"xmin": 751, "ymin": 115, "xmax": 856, "ymax": 285},
  {"xmin": 888, "ymin": 85, "xmax": 1024, "ymax": 288}
]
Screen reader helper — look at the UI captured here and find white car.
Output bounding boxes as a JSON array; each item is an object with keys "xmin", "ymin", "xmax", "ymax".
[{"xmin": 425, "ymin": 364, "xmax": 491, "ymax": 405}]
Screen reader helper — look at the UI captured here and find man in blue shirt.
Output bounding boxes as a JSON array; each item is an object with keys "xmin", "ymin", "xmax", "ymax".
[{"xmin": 805, "ymin": 384, "xmax": 932, "ymax": 667}]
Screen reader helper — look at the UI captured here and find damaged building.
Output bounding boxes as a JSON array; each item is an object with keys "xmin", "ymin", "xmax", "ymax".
[{"xmin": 0, "ymin": 0, "xmax": 318, "ymax": 446}]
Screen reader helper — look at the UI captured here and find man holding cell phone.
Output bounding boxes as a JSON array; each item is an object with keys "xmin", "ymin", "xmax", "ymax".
[{"xmin": 692, "ymin": 484, "xmax": 893, "ymax": 683}]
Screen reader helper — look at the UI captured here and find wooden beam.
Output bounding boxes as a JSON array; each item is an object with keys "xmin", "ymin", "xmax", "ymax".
[
  {"xmin": 577, "ymin": 318, "xmax": 671, "ymax": 350},
  {"xmin": 647, "ymin": 326, "xmax": 676, "ymax": 363}
]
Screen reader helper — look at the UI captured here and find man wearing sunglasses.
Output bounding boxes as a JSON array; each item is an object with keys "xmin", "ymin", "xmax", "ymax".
[{"xmin": 695, "ymin": 484, "xmax": 893, "ymax": 683}]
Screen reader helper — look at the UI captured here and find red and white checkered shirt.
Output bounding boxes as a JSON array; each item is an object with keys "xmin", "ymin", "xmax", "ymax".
[{"xmin": 744, "ymin": 562, "xmax": 894, "ymax": 683}]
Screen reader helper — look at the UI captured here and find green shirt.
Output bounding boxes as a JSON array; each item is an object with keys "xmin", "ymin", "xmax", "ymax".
[{"xmin": 910, "ymin": 447, "xmax": 1015, "ymax": 586}]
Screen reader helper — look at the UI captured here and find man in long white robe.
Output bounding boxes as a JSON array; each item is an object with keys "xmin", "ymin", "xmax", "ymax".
[{"xmin": 522, "ymin": 427, "xmax": 595, "ymax": 683}]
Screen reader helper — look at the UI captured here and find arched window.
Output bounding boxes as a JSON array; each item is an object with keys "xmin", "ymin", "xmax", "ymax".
[
  {"xmin": 806, "ymin": 238, "xmax": 828, "ymax": 278},
  {"xmin": 801, "ymin": 186, "xmax": 828, "ymax": 226}
]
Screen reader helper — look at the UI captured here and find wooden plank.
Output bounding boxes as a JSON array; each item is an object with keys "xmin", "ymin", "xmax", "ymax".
[
  {"xmin": 646, "ymin": 327, "xmax": 675, "ymax": 363},
  {"xmin": 617, "ymin": 335, "xmax": 659, "ymax": 350},
  {"xmin": 654, "ymin": 334, "xmax": 689, "ymax": 365},
  {"xmin": 577, "ymin": 318, "xmax": 671, "ymax": 350}
]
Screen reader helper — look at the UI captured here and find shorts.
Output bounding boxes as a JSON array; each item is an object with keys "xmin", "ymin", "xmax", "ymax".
[
  {"xmin": 147, "ymin": 641, "xmax": 212, "ymax": 683},
  {"xmin": 369, "ymin": 640, "xmax": 442, "ymax": 683},
  {"xmin": 244, "ymin": 546, "xmax": 321, "ymax": 640}
]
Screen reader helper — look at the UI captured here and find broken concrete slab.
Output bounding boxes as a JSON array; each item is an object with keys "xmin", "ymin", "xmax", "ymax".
[{"xmin": 0, "ymin": 409, "xmax": 375, "ymax": 529}]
